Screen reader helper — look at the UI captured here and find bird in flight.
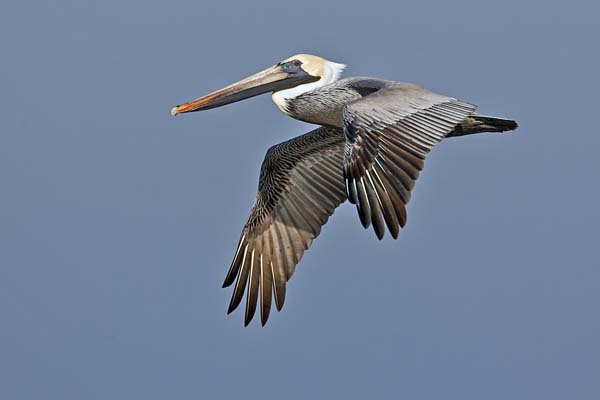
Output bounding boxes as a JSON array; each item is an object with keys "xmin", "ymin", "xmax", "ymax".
[{"xmin": 171, "ymin": 54, "xmax": 517, "ymax": 326}]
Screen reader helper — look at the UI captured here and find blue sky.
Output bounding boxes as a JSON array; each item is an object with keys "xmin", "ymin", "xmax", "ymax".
[{"xmin": 1, "ymin": 1, "xmax": 599, "ymax": 399}]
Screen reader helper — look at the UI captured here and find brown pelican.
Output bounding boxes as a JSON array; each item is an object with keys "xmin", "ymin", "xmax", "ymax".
[{"xmin": 171, "ymin": 54, "xmax": 517, "ymax": 326}]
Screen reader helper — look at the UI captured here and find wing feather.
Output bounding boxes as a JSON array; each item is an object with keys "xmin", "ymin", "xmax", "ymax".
[
  {"xmin": 343, "ymin": 82, "xmax": 476, "ymax": 239},
  {"xmin": 224, "ymin": 127, "xmax": 346, "ymax": 325}
]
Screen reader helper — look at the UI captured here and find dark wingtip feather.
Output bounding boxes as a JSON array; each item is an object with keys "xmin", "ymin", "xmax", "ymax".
[
  {"xmin": 356, "ymin": 183, "xmax": 372, "ymax": 228},
  {"xmin": 260, "ymin": 256, "xmax": 273, "ymax": 328},
  {"xmin": 275, "ymin": 298, "xmax": 285, "ymax": 312},
  {"xmin": 223, "ymin": 238, "xmax": 247, "ymax": 288},
  {"xmin": 244, "ymin": 301, "xmax": 257, "ymax": 326},
  {"xmin": 244, "ymin": 258, "xmax": 260, "ymax": 327},
  {"xmin": 227, "ymin": 260, "xmax": 249, "ymax": 315},
  {"xmin": 363, "ymin": 175, "xmax": 386, "ymax": 239},
  {"xmin": 398, "ymin": 208, "xmax": 407, "ymax": 228},
  {"xmin": 356, "ymin": 205, "xmax": 371, "ymax": 228},
  {"xmin": 372, "ymin": 216, "xmax": 385, "ymax": 240},
  {"xmin": 346, "ymin": 177, "xmax": 358, "ymax": 204},
  {"xmin": 227, "ymin": 295, "xmax": 242, "ymax": 315},
  {"xmin": 273, "ymin": 281, "xmax": 286, "ymax": 312},
  {"xmin": 227, "ymin": 301, "xmax": 237, "ymax": 315},
  {"xmin": 222, "ymin": 272, "xmax": 237, "ymax": 288}
]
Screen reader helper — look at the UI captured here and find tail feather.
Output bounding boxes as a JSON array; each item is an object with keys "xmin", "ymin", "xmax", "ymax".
[{"xmin": 447, "ymin": 115, "xmax": 518, "ymax": 138}]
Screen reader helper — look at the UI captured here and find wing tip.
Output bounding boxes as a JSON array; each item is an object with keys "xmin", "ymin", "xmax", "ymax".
[
  {"xmin": 275, "ymin": 298, "xmax": 285, "ymax": 312},
  {"xmin": 226, "ymin": 303, "xmax": 237, "ymax": 315}
]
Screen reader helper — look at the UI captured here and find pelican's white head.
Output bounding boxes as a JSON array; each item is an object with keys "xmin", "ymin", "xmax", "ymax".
[
  {"xmin": 170, "ymin": 53, "xmax": 345, "ymax": 117},
  {"xmin": 272, "ymin": 54, "xmax": 346, "ymax": 108}
]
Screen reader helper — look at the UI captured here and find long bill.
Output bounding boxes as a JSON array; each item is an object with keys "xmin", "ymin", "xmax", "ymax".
[{"xmin": 171, "ymin": 64, "xmax": 317, "ymax": 116}]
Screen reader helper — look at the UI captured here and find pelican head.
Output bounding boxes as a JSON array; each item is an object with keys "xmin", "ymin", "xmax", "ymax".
[{"xmin": 171, "ymin": 54, "xmax": 345, "ymax": 116}]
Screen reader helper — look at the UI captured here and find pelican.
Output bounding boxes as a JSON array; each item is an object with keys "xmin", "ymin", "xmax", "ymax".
[{"xmin": 171, "ymin": 54, "xmax": 517, "ymax": 326}]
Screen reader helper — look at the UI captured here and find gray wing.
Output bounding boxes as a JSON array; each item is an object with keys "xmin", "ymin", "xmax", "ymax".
[
  {"xmin": 223, "ymin": 127, "xmax": 347, "ymax": 326},
  {"xmin": 343, "ymin": 82, "xmax": 476, "ymax": 239}
]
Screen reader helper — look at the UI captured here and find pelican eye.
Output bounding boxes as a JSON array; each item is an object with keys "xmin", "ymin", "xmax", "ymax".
[{"xmin": 281, "ymin": 60, "xmax": 302, "ymax": 72}]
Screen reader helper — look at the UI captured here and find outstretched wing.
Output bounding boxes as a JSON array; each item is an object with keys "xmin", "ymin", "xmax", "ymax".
[
  {"xmin": 223, "ymin": 127, "xmax": 347, "ymax": 326},
  {"xmin": 343, "ymin": 82, "xmax": 476, "ymax": 239}
]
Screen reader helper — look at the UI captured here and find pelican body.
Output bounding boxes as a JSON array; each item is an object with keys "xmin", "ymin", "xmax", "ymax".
[{"xmin": 172, "ymin": 54, "xmax": 518, "ymax": 326}]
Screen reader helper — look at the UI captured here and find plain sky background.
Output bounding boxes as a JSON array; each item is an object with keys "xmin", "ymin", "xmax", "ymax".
[{"xmin": 1, "ymin": 0, "xmax": 599, "ymax": 399}]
